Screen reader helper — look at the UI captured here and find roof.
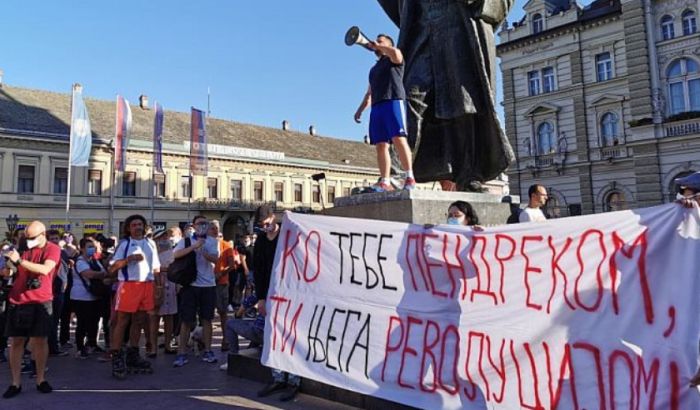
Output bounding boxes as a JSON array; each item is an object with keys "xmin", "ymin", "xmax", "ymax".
[{"xmin": 0, "ymin": 85, "xmax": 377, "ymax": 169}]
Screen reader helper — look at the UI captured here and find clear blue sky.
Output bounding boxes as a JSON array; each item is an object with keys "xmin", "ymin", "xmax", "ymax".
[{"xmin": 1, "ymin": 0, "xmax": 535, "ymax": 142}]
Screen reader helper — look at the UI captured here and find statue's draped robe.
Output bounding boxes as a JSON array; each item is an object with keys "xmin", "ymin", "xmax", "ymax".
[{"xmin": 379, "ymin": 0, "xmax": 515, "ymax": 189}]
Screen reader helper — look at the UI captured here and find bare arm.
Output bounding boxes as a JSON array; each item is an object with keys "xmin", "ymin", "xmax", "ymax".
[
  {"xmin": 7, "ymin": 249, "xmax": 57, "ymax": 276},
  {"xmin": 372, "ymin": 43, "xmax": 403, "ymax": 65},
  {"xmin": 173, "ymin": 238, "xmax": 204, "ymax": 259},
  {"xmin": 354, "ymin": 84, "xmax": 372, "ymax": 123}
]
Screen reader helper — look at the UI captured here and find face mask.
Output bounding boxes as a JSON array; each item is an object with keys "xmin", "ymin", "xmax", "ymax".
[
  {"xmin": 26, "ymin": 238, "xmax": 41, "ymax": 249},
  {"xmin": 185, "ymin": 229, "xmax": 195, "ymax": 238},
  {"xmin": 169, "ymin": 237, "xmax": 180, "ymax": 247},
  {"xmin": 447, "ymin": 217, "xmax": 463, "ymax": 226},
  {"xmin": 86, "ymin": 247, "xmax": 96, "ymax": 257},
  {"xmin": 244, "ymin": 240, "xmax": 251, "ymax": 247}
]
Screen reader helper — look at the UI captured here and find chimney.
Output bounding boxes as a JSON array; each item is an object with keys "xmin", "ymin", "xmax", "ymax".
[
  {"xmin": 139, "ymin": 94, "xmax": 149, "ymax": 110},
  {"xmin": 0, "ymin": 69, "xmax": 4, "ymax": 88},
  {"xmin": 309, "ymin": 125, "xmax": 316, "ymax": 136},
  {"xmin": 282, "ymin": 120, "xmax": 290, "ymax": 131}
]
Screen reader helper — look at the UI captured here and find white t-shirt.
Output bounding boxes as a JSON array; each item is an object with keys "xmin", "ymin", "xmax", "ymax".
[
  {"xmin": 72, "ymin": 257, "xmax": 100, "ymax": 301},
  {"xmin": 174, "ymin": 236, "xmax": 219, "ymax": 287},
  {"xmin": 111, "ymin": 237, "xmax": 161, "ymax": 282},
  {"xmin": 519, "ymin": 207, "xmax": 547, "ymax": 223}
]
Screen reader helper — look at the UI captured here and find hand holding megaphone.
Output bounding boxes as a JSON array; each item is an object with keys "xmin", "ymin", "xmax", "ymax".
[{"xmin": 345, "ymin": 26, "xmax": 375, "ymax": 51}]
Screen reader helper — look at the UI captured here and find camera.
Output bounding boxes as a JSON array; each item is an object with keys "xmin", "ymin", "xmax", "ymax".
[{"xmin": 25, "ymin": 277, "xmax": 41, "ymax": 290}]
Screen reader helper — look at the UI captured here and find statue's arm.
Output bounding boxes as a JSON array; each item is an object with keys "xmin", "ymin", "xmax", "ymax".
[{"xmin": 377, "ymin": 0, "xmax": 401, "ymax": 27}]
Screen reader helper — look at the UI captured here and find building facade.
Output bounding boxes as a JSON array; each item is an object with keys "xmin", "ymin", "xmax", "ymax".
[
  {"xmin": 0, "ymin": 85, "xmax": 396, "ymax": 239},
  {"xmin": 498, "ymin": 0, "xmax": 700, "ymax": 216}
]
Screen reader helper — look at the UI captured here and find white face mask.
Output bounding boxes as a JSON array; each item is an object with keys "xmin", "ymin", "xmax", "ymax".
[{"xmin": 26, "ymin": 238, "xmax": 41, "ymax": 249}]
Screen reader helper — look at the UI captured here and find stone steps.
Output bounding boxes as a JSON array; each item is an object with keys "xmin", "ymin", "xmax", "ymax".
[{"xmin": 226, "ymin": 350, "xmax": 416, "ymax": 410}]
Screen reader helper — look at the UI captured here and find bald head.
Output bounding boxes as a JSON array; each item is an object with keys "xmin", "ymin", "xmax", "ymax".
[
  {"xmin": 26, "ymin": 221, "xmax": 46, "ymax": 238},
  {"xmin": 25, "ymin": 221, "xmax": 47, "ymax": 249}
]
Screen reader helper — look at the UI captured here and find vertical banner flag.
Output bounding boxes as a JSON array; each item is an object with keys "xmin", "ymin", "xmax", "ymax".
[
  {"xmin": 153, "ymin": 102, "xmax": 164, "ymax": 174},
  {"xmin": 263, "ymin": 205, "xmax": 700, "ymax": 410},
  {"xmin": 69, "ymin": 84, "xmax": 92, "ymax": 166},
  {"xmin": 114, "ymin": 95, "xmax": 132, "ymax": 172},
  {"xmin": 190, "ymin": 107, "xmax": 207, "ymax": 175}
]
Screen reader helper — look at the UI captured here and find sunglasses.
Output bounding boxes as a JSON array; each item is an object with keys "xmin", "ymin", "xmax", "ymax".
[{"xmin": 26, "ymin": 232, "xmax": 45, "ymax": 241}]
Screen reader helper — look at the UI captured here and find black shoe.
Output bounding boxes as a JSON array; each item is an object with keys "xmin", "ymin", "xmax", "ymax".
[
  {"xmin": 257, "ymin": 381, "xmax": 287, "ymax": 397},
  {"xmin": 36, "ymin": 381, "xmax": 52, "ymax": 394},
  {"xmin": 2, "ymin": 385, "xmax": 21, "ymax": 399},
  {"xmin": 279, "ymin": 384, "xmax": 300, "ymax": 402}
]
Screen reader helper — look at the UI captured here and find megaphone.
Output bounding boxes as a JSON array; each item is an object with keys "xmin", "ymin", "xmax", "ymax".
[{"xmin": 344, "ymin": 26, "xmax": 373, "ymax": 51}]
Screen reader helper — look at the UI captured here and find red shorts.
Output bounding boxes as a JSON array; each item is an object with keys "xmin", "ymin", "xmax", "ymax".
[{"xmin": 114, "ymin": 281, "xmax": 155, "ymax": 313}]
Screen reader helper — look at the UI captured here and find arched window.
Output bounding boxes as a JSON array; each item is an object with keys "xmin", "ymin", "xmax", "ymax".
[
  {"xmin": 604, "ymin": 191, "xmax": 627, "ymax": 212},
  {"xmin": 683, "ymin": 10, "xmax": 697, "ymax": 35},
  {"xmin": 666, "ymin": 58, "xmax": 700, "ymax": 114},
  {"xmin": 662, "ymin": 15, "xmax": 675, "ymax": 40},
  {"xmin": 600, "ymin": 112, "xmax": 619, "ymax": 146},
  {"xmin": 537, "ymin": 122, "xmax": 554, "ymax": 154},
  {"xmin": 532, "ymin": 13, "xmax": 543, "ymax": 34}
]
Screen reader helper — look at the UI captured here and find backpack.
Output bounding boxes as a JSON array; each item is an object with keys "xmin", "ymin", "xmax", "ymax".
[
  {"xmin": 76, "ymin": 257, "xmax": 109, "ymax": 299},
  {"xmin": 167, "ymin": 237, "xmax": 197, "ymax": 286}
]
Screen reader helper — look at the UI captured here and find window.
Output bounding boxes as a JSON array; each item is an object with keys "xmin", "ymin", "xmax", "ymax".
[
  {"xmin": 17, "ymin": 165, "xmax": 35, "ymax": 193},
  {"xmin": 180, "ymin": 175, "xmax": 192, "ymax": 198},
  {"xmin": 596, "ymin": 52, "xmax": 613, "ymax": 82},
  {"xmin": 600, "ymin": 112, "xmax": 619, "ymax": 146},
  {"xmin": 343, "ymin": 187, "xmax": 351, "ymax": 197},
  {"xmin": 312, "ymin": 184, "xmax": 320, "ymax": 203},
  {"xmin": 683, "ymin": 10, "xmax": 697, "ymax": 35},
  {"xmin": 88, "ymin": 169, "xmax": 102, "ymax": 196},
  {"xmin": 661, "ymin": 15, "xmax": 675, "ymax": 40},
  {"xmin": 537, "ymin": 122, "xmax": 554, "ymax": 154},
  {"xmin": 528, "ymin": 71, "xmax": 541, "ymax": 96},
  {"xmin": 122, "ymin": 171, "xmax": 136, "ymax": 197},
  {"xmin": 274, "ymin": 182, "xmax": 284, "ymax": 202},
  {"xmin": 254, "ymin": 181, "xmax": 264, "ymax": 201},
  {"xmin": 207, "ymin": 178, "xmax": 218, "ymax": 199},
  {"xmin": 294, "ymin": 183, "xmax": 303, "ymax": 202},
  {"xmin": 230, "ymin": 179, "xmax": 242, "ymax": 201},
  {"xmin": 542, "ymin": 67, "xmax": 555, "ymax": 93},
  {"xmin": 604, "ymin": 191, "xmax": 626, "ymax": 212},
  {"xmin": 154, "ymin": 174, "xmax": 166, "ymax": 197},
  {"xmin": 53, "ymin": 167, "xmax": 68, "ymax": 194},
  {"xmin": 328, "ymin": 185, "xmax": 336, "ymax": 203},
  {"xmin": 532, "ymin": 13, "xmax": 543, "ymax": 34},
  {"xmin": 667, "ymin": 58, "xmax": 700, "ymax": 114}
]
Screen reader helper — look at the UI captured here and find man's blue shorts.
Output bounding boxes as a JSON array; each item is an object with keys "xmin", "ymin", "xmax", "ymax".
[{"xmin": 369, "ymin": 99, "xmax": 407, "ymax": 145}]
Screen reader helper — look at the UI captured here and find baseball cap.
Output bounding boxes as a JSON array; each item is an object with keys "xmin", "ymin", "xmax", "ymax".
[{"xmin": 675, "ymin": 172, "xmax": 700, "ymax": 191}]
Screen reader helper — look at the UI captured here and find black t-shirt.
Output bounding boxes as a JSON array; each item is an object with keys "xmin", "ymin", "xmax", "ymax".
[
  {"xmin": 253, "ymin": 234, "xmax": 278, "ymax": 301},
  {"xmin": 369, "ymin": 56, "xmax": 405, "ymax": 105}
]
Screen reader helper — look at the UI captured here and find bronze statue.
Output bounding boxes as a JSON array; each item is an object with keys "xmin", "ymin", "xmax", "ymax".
[{"xmin": 378, "ymin": 0, "xmax": 515, "ymax": 191}]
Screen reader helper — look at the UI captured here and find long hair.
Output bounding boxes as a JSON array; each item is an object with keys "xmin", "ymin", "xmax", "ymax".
[
  {"xmin": 122, "ymin": 214, "xmax": 147, "ymax": 239},
  {"xmin": 448, "ymin": 201, "xmax": 479, "ymax": 226}
]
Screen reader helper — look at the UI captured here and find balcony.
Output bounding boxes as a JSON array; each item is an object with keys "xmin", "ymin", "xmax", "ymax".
[
  {"xmin": 665, "ymin": 119, "xmax": 700, "ymax": 138},
  {"xmin": 535, "ymin": 154, "xmax": 555, "ymax": 168},
  {"xmin": 194, "ymin": 198, "xmax": 278, "ymax": 212}
]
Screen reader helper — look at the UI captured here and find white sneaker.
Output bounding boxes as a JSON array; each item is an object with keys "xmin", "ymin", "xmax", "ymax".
[{"xmin": 219, "ymin": 362, "xmax": 228, "ymax": 371}]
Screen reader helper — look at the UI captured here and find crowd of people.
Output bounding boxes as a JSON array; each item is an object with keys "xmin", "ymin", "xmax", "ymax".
[
  {"xmin": 0, "ymin": 211, "xmax": 262, "ymax": 399},
  {"xmin": 0, "ymin": 172, "xmax": 698, "ymax": 401}
]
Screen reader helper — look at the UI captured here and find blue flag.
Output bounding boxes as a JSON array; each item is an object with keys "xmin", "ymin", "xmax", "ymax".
[
  {"xmin": 69, "ymin": 84, "xmax": 92, "ymax": 166},
  {"xmin": 153, "ymin": 102, "xmax": 164, "ymax": 174}
]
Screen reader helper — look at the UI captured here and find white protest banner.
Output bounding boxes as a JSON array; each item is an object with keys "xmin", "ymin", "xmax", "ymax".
[{"xmin": 262, "ymin": 204, "xmax": 700, "ymax": 409}]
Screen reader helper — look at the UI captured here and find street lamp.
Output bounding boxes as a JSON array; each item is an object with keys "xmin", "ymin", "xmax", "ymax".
[{"xmin": 5, "ymin": 214, "xmax": 19, "ymax": 240}]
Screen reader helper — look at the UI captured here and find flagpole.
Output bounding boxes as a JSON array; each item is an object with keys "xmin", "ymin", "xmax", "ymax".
[
  {"xmin": 66, "ymin": 84, "xmax": 77, "ymax": 231},
  {"xmin": 109, "ymin": 95, "xmax": 118, "ymax": 236},
  {"xmin": 150, "ymin": 102, "xmax": 156, "ymax": 224}
]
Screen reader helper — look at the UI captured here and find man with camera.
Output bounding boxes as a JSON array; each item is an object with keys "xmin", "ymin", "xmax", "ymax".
[{"xmin": 1, "ymin": 221, "xmax": 60, "ymax": 399}]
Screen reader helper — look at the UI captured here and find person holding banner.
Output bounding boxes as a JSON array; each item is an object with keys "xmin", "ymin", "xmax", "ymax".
[
  {"xmin": 252, "ymin": 205, "xmax": 301, "ymax": 402},
  {"xmin": 676, "ymin": 171, "xmax": 700, "ymax": 209},
  {"xmin": 519, "ymin": 184, "xmax": 549, "ymax": 222}
]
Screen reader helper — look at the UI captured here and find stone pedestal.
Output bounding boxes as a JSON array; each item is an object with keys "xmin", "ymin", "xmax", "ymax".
[{"xmin": 324, "ymin": 190, "xmax": 519, "ymax": 226}]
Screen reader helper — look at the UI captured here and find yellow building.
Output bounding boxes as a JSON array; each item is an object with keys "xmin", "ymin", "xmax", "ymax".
[{"xmin": 0, "ymin": 85, "xmax": 391, "ymax": 239}]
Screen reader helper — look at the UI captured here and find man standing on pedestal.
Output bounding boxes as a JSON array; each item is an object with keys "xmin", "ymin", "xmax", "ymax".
[{"xmin": 354, "ymin": 33, "xmax": 416, "ymax": 192}]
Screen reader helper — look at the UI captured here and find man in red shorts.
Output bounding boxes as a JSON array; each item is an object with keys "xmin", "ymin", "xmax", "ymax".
[{"xmin": 108, "ymin": 215, "xmax": 160, "ymax": 379}]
